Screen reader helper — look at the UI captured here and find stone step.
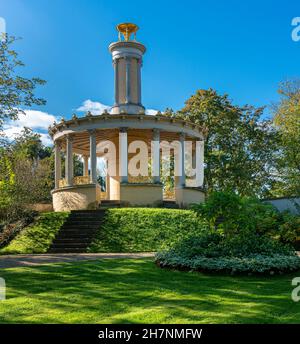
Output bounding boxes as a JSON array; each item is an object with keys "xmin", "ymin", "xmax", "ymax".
[
  {"xmin": 99, "ymin": 200, "xmax": 121, "ymax": 209},
  {"xmin": 48, "ymin": 210, "xmax": 105, "ymax": 253},
  {"xmin": 68, "ymin": 215, "xmax": 105, "ymax": 220},
  {"xmin": 62, "ymin": 221, "xmax": 99, "ymax": 229},
  {"xmin": 70, "ymin": 210, "xmax": 106, "ymax": 215},
  {"xmin": 48, "ymin": 247, "xmax": 87, "ymax": 253},
  {"xmin": 52, "ymin": 238, "xmax": 91, "ymax": 244},
  {"xmin": 51, "ymin": 242, "xmax": 89, "ymax": 248},
  {"xmin": 162, "ymin": 201, "xmax": 179, "ymax": 209},
  {"xmin": 57, "ymin": 232, "xmax": 98, "ymax": 237},
  {"xmin": 57, "ymin": 232, "xmax": 97, "ymax": 237}
]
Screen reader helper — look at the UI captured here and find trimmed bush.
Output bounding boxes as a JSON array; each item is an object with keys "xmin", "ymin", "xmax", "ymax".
[
  {"xmin": 88, "ymin": 208, "xmax": 207, "ymax": 253},
  {"xmin": 0, "ymin": 212, "xmax": 69, "ymax": 254},
  {"xmin": 156, "ymin": 192, "xmax": 300, "ymax": 275},
  {"xmin": 156, "ymin": 231, "xmax": 300, "ymax": 274},
  {"xmin": 156, "ymin": 252, "xmax": 300, "ymax": 274}
]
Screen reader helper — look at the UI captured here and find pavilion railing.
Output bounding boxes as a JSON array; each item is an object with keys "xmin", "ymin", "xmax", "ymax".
[
  {"xmin": 73, "ymin": 176, "xmax": 90, "ymax": 185},
  {"xmin": 58, "ymin": 176, "xmax": 90, "ymax": 188}
]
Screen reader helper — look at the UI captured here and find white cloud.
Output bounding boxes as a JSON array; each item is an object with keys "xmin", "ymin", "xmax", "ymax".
[
  {"xmin": 3, "ymin": 102, "xmax": 160, "ymax": 147},
  {"xmin": 76, "ymin": 99, "xmax": 110, "ymax": 115},
  {"xmin": 15, "ymin": 110, "xmax": 57, "ymax": 129},
  {"xmin": 77, "ymin": 99, "xmax": 159, "ymax": 116},
  {"xmin": 3, "ymin": 109, "xmax": 58, "ymax": 146},
  {"xmin": 145, "ymin": 109, "xmax": 158, "ymax": 116}
]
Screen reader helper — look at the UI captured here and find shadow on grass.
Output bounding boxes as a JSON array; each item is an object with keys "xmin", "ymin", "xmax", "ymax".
[{"xmin": 0, "ymin": 258, "xmax": 299, "ymax": 324}]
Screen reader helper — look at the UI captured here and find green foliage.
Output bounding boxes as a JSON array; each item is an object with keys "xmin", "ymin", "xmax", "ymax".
[
  {"xmin": 158, "ymin": 231, "xmax": 291, "ymax": 259},
  {"xmin": 157, "ymin": 192, "xmax": 300, "ymax": 274},
  {"xmin": 192, "ymin": 191, "xmax": 278, "ymax": 236},
  {"xmin": 0, "ymin": 210, "xmax": 36, "ymax": 248},
  {"xmin": 156, "ymin": 230, "xmax": 300, "ymax": 274},
  {"xmin": 156, "ymin": 251, "xmax": 300, "ymax": 274},
  {"xmin": 12, "ymin": 127, "xmax": 51, "ymax": 160},
  {"xmin": 0, "ymin": 212, "xmax": 68, "ymax": 254},
  {"xmin": 0, "ymin": 150, "xmax": 15, "ymax": 213},
  {"xmin": 0, "ymin": 35, "xmax": 46, "ymax": 131},
  {"xmin": 276, "ymin": 211, "xmax": 300, "ymax": 245},
  {"xmin": 0, "ymin": 128, "xmax": 54, "ymax": 223},
  {"xmin": 166, "ymin": 89, "xmax": 278, "ymax": 197},
  {"xmin": 88, "ymin": 208, "xmax": 207, "ymax": 253},
  {"xmin": 272, "ymin": 79, "xmax": 300, "ymax": 196}
]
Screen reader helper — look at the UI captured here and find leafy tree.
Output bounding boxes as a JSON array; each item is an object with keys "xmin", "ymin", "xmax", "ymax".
[
  {"xmin": 167, "ymin": 89, "xmax": 278, "ymax": 197},
  {"xmin": 0, "ymin": 128, "xmax": 54, "ymax": 223},
  {"xmin": 12, "ymin": 127, "xmax": 51, "ymax": 160},
  {"xmin": 0, "ymin": 34, "xmax": 46, "ymax": 131},
  {"xmin": 272, "ymin": 80, "xmax": 300, "ymax": 196}
]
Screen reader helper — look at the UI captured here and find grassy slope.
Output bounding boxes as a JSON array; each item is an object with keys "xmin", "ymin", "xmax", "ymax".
[
  {"xmin": 0, "ymin": 209, "xmax": 202, "ymax": 254},
  {"xmin": 0, "ymin": 258, "xmax": 299, "ymax": 324},
  {"xmin": 88, "ymin": 208, "xmax": 203, "ymax": 252},
  {"xmin": 0, "ymin": 212, "xmax": 69, "ymax": 255}
]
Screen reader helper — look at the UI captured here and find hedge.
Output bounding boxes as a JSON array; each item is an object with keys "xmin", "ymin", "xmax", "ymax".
[
  {"xmin": 156, "ymin": 252, "xmax": 300, "ymax": 275},
  {"xmin": 88, "ymin": 208, "xmax": 206, "ymax": 253}
]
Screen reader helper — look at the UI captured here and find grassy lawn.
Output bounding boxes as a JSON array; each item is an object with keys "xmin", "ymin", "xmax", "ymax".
[{"xmin": 0, "ymin": 258, "xmax": 299, "ymax": 324}]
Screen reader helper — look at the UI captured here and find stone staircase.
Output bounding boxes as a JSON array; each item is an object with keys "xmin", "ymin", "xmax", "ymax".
[
  {"xmin": 100, "ymin": 200, "xmax": 178, "ymax": 209},
  {"xmin": 48, "ymin": 201, "xmax": 178, "ymax": 253},
  {"xmin": 162, "ymin": 200, "xmax": 179, "ymax": 209},
  {"xmin": 100, "ymin": 200, "xmax": 121, "ymax": 209},
  {"xmin": 48, "ymin": 210, "xmax": 106, "ymax": 253}
]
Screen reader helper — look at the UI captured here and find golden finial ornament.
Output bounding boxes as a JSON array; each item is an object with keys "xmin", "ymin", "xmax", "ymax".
[{"xmin": 116, "ymin": 23, "xmax": 139, "ymax": 41}]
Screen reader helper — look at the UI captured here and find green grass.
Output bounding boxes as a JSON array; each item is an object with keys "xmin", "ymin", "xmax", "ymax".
[
  {"xmin": 88, "ymin": 208, "xmax": 204, "ymax": 252},
  {"xmin": 0, "ymin": 212, "xmax": 69, "ymax": 255},
  {"xmin": 0, "ymin": 209, "xmax": 203, "ymax": 254},
  {"xmin": 0, "ymin": 258, "xmax": 299, "ymax": 323}
]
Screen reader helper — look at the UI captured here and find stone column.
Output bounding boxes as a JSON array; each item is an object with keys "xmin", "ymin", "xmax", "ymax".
[
  {"xmin": 106, "ymin": 159, "xmax": 110, "ymax": 200},
  {"xmin": 125, "ymin": 57, "xmax": 131, "ymax": 104},
  {"xmin": 113, "ymin": 60, "xmax": 119, "ymax": 105},
  {"xmin": 152, "ymin": 129, "xmax": 160, "ymax": 184},
  {"xmin": 89, "ymin": 130, "xmax": 97, "ymax": 184},
  {"xmin": 83, "ymin": 155, "xmax": 89, "ymax": 177},
  {"xmin": 137, "ymin": 58, "xmax": 142, "ymax": 105},
  {"xmin": 54, "ymin": 141, "xmax": 61, "ymax": 189},
  {"xmin": 178, "ymin": 132, "xmax": 186, "ymax": 188},
  {"xmin": 65, "ymin": 134, "xmax": 73, "ymax": 186},
  {"xmin": 119, "ymin": 127, "xmax": 128, "ymax": 183}
]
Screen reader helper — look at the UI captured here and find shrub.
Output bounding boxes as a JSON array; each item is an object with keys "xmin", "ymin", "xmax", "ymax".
[
  {"xmin": 156, "ymin": 192, "xmax": 300, "ymax": 275},
  {"xmin": 0, "ymin": 212, "xmax": 69, "ymax": 254},
  {"xmin": 276, "ymin": 211, "xmax": 300, "ymax": 245},
  {"xmin": 156, "ymin": 252, "xmax": 300, "ymax": 274},
  {"xmin": 156, "ymin": 231, "xmax": 300, "ymax": 274},
  {"xmin": 161, "ymin": 231, "xmax": 292, "ymax": 259},
  {"xmin": 88, "ymin": 208, "xmax": 207, "ymax": 253},
  {"xmin": 0, "ymin": 210, "xmax": 36, "ymax": 248},
  {"xmin": 192, "ymin": 191, "xmax": 279, "ymax": 236}
]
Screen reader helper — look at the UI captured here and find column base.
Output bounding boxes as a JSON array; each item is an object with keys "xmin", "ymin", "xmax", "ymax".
[
  {"xmin": 52, "ymin": 184, "xmax": 101, "ymax": 211},
  {"xmin": 175, "ymin": 187, "xmax": 205, "ymax": 208},
  {"xmin": 120, "ymin": 183, "xmax": 163, "ymax": 206},
  {"xmin": 110, "ymin": 103, "xmax": 145, "ymax": 115}
]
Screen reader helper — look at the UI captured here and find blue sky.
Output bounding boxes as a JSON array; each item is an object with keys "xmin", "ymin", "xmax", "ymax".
[{"xmin": 0, "ymin": 0, "xmax": 299, "ymax": 144}]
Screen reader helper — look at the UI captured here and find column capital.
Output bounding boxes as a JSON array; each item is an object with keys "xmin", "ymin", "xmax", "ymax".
[
  {"xmin": 137, "ymin": 57, "xmax": 143, "ymax": 66},
  {"xmin": 179, "ymin": 132, "xmax": 186, "ymax": 141},
  {"xmin": 66, "ymin": 133, "xmax": 74, "ymax": 142},
  {"xmin": 87, "ymin": 129, "xmax": 97, "ymax": 136},
  {"xmin": 54, "ymin": 139, "xmax": 62, "ymax": 149},
  {"xmin": 119, "ymin": 127, "xmax": 128, "ymax": 133},
  {"xmin": 124, "ymin": 56, "xmax": 132, "ymax": 63},
  {"xmin": 152, "ymin": 128, "xmax": 160, "ymax": 140}
]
